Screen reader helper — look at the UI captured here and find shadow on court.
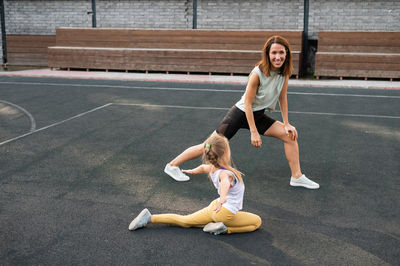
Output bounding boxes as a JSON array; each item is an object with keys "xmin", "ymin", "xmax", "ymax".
[{"xmin": 0, "ymin": 76, "xmax": 399, "ymax": 265}]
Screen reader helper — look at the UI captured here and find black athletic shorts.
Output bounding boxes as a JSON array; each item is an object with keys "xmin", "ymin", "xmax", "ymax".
[{"xmin": 216, "ymin": 105, "xmax": 276, "ymax": 140}]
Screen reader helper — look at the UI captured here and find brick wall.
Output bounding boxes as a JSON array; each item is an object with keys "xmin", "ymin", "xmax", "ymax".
[
  {"xmin": 96, "ymin": 0, "xmax": 193, "ymax": 29},
  {"xmin": 4, "ymin": 0, "xmax": 92, "ymax": 35},
  {"xmin": 197, "ymin": 0, "xmax": 303, "ymax": 30},
  {"xmin": 309, "ymin": 0, "xmax": 400, "ymax": 39}
]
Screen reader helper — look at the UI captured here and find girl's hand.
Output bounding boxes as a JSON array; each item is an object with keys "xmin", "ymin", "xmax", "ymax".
[
  {"xmin": 284, "ymin": 124, "xmax": 298, "ymax": 140},
  {"xmin": 182, "ymin": 169, "xmax": 196, "ymax": 175},
  {"xmin": 214, "ymin": 201, "xmax": 223, "ymax": 213},
  {"xmin": 251, "ymin": 131, "xmax": 262, "ymax": 148},
  {"xmin": 182, "ymin": 164, "xmax": 211, "ymax": 175}
]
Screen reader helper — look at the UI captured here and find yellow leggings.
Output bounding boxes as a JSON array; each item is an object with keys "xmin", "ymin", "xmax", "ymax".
[{"xmin": 151, "ymin": 200, "xmax": 261, "ymax": 234}]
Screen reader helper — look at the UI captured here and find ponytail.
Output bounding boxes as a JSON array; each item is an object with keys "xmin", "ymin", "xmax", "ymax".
[{"xmin": 202, "ymin": 134, "xmax": 243, "ymax": 183}]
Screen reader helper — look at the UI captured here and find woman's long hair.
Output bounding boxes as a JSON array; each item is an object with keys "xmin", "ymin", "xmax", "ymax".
[
  {"xmin": 202, "ymin": 134, "xmax": 243, "ymax": 183},
  {"xmin": 257, "ymin": 35, "xmax": 293, "ymax": 77}
]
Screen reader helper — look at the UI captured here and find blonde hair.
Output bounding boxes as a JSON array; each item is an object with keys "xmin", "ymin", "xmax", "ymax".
[
  {"xmin": 257, "ymin": 35, "xmax": 293, "ymax": 77},
  {"xmin": 202, "ymin": 134, "xmax": 243, "ymax": 183}
]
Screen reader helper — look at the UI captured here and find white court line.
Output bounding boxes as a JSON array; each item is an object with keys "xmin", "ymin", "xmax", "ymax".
[
  {"xmin": 1, "ymin": 81, "xmax": 399, "ymax": 99},
  {"xmin": 288, "ymin": 92, "xmax": 400, "ymax": 99},
  {"xmin": 0, "ymin": 103, "xmax": 111, "ymax": 147},
  {"xmin": 114, "ymin": 103, "xmax": 400, "ymax": 119},
  {"xmin": 0, "ymin": 102, "xmax": 398, "ymax": 147},
  {"xmin": 115, "ymin": 102, "xmax": 229, "ymax": 110},
  {"xmin": 0, "ymin": 100, "xmax": 36, "ymax": 132},
  {"xmin": 287, "ymin": 111, "xmax": 400, "ymax": 119}
]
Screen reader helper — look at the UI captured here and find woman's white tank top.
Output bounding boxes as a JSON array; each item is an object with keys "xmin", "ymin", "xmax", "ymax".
[{"xmin": 235, "ymin": 66, "xmax": 285, "ymax": 112}]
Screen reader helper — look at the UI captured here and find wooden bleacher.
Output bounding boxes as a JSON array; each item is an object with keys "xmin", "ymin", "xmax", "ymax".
[
  {"xmin": 48, "ymin": 28, "xmax": 303, "ymax": 76},
  {"xmin": 6, "ymin": 35, "xmax": 56, "ymax": 66},
  {"xmin": 315, "ymin": 31, "xmax": 400, "ymax": 80}
]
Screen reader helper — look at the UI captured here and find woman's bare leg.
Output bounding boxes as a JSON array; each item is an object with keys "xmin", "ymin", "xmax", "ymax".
[
  {"xmin": 169, "ymin": 143, "xmax": 204, "ymax": 166},
  {"xmin": 169, "ymin": 131, "xmax": 220, "ymax": 167},
  {"xmin": 264, "ymin": 121, "xmax": 302, "ymax": 178}
]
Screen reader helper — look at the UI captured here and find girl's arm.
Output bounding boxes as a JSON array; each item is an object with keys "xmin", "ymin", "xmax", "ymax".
[
  {"xmin": 278, "ymin": 76, "xmax": 298, "ymax": 140},
  {"xmin": 244, "ymin": 72, "xmax": 262, "ymax": 148},
  {"xmin": 182, "ymin": 164, "xmax": 212, "ymax": 175},
  {"xmin": 214, "ymin": 171, "xmax": 234, "ymax": 213}
]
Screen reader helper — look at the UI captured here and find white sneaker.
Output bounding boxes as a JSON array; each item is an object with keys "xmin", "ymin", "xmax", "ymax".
[
  {"xmin": 203, "ymin": 222, "xmax": 228, "ymax": 235},
  {"xmin": 164, "ymin": 164, "xmax": 190, "ymax": 181},
  {"xmin": 290, "ymin": 174, "xmax": 320, "ymax": 189},
  {"xmin": 129, "ymin": 208, "xmax": 152, "ymax": 231}
]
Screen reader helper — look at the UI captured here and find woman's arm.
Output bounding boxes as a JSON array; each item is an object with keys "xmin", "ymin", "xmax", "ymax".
[
  {"xmin": 278, "ymin": 76, "xmax": 298, "ymax": 140},
  {"xmin": 214, "ymin": 171, "xmax": 234, "ymax": 213},
  {"xmin": 182, "ymin": 164, "xmax": 211, "ymax": 175},
  {"xmin": 244, "ymin": 72, "xmax": 262, "ymax": 148}
]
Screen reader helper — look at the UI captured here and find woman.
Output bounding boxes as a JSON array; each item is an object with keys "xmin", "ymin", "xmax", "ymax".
[
  {"xmin": 129, "ymin": 134, "xmax": 261, "ymax": 235},
  {"xmin": 164, "ymin": 35, "xmax": 319, "ymax": 189}
]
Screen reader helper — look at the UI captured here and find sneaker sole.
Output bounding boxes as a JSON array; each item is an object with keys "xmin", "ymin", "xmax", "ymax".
[
  {"xmin": 128, "ymin": 208, "xmax": 150, "ymax": 231},
  {"xmin": 203, "ymin": 222, "xmax": 227, "ymax": 235},
  {"xmin": 164, "ymin": 167, "xmax": 190, "ymax": 182},
  {"xmin": 290, "ymin": 181, "xmax": 320, "ymax": 189}
]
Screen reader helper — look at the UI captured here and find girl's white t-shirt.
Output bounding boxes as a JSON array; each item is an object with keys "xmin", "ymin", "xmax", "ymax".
[{"xmin": 210, "ymin": 168, "xmax": 244, "ymax": 214}]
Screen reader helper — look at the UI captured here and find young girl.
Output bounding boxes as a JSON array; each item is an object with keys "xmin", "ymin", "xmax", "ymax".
[
  {"xmin": 129, "ymin": 134, "xmax": 261, "ymax": 235},
  {"xmin": 164, "ymin": 35, "xmax": 319, "ymax": 189}
]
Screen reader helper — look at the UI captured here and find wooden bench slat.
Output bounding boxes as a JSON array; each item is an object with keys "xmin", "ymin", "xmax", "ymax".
[
  {"xmin": 318, "ymin": 31, "xmax": 400, "ymax": 39},
  {"xmin": 49, "ymin": 47, "xmax": 301, "ymax": 60},
  {"xmin": 8, "ymin": 47, "xmax": 49, "ymax": 53},
  {"xmin": 8, "ymin": 52, "xmax": 49, "ymax": 59},
  {"xmin": 318, "ymin": 38, "xmax": 400, "ymax": 46},
  {"xmin": 316, "ymin": 61, "xmax": 400, "ymax": 71},
  {"xmin": 57, "ymin": 27, "xmax": 303, "ymax": 36},
  {"xmin": 315, "ymin": 69, "xmax": 399, "ymax": 79},
  {"xmin": 316, "ymin": 53, "xmax": 400, "ymax": 63},
  {"xmin": 317, "ymin": 46, "xmax": 400, "ymax": 53},
  {"xmin": 53, "ymin": 41, "xmax": 268, "ymax": 51},
  {"xmin": 56, "ymin": 28, "xmax": 304, "ymax": 40},
  {"xmin": 7, "ymin": 35, "xmax": 56, "ymax": 41}
]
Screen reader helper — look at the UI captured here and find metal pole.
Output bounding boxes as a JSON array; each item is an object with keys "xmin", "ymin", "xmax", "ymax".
[
  {"xmin": 0, "ymin": 0, "xmax": 7, "ymax": 64},
  {"xmin": 302, "ymin": 0, "xmax": 309, "ymax": 76},
  {"xmin": 92, "ymin": 0, "xmax": 96, "ymax": 28},
  {"xmin": 193, "ymin": 0, "xmax": 197, "ymax": 29}
]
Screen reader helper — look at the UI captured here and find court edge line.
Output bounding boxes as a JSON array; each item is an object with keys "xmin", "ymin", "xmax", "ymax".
[
  {"xmin": 115, "ymin": 103, "xmax": 400, "ymax": 119},
  {"xmin": 0, "ymin": 103, "xmax": 111, "ymax": 147},
  {"xmin": 1, "ymin": 81, "xmax": 399, "ymax": 99},
  {"xmin": 1, "ymin": 102, "xmax": 398, "ymax": 147}
]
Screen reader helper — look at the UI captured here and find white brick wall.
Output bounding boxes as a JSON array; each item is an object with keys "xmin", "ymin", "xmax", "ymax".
[
  {"xmin": 197, "ymin": 0, "xmax": 303, "ymax": 30},
  {"xmin": 309, "ymin": 0, "xmax": 400, "ymax": 39},
  {"xmin": 4, "ymin": 0, "xmax": 91, "ymax": 35},
  {"xmin": 96, "ymin": 0, "xmax": 192, "ymax": 29}
]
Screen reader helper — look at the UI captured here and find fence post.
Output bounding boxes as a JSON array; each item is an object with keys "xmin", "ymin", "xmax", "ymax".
[
  {"xmin": 91, "ymin": 0, "xmax": 96, "ymax": 28},
  {"xmin": 0, "ymin": 0, "xmax": 6, "ymax": 64},
  {"xmin": 193, "ymin": 0, "xmax": 197, "ymax": 29},
  {"xmin": 302, "ymin": 0, "xmax": 309, "ymax": 76}
]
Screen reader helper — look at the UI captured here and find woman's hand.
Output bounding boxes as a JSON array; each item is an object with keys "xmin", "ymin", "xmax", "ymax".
[
  {"xmin": 284, "ymin": 124, "xmax": 298, "ymax": 140},
  {"xmin": 251, "ymin": 131, "xmax": 262, "ymax": 148}
]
